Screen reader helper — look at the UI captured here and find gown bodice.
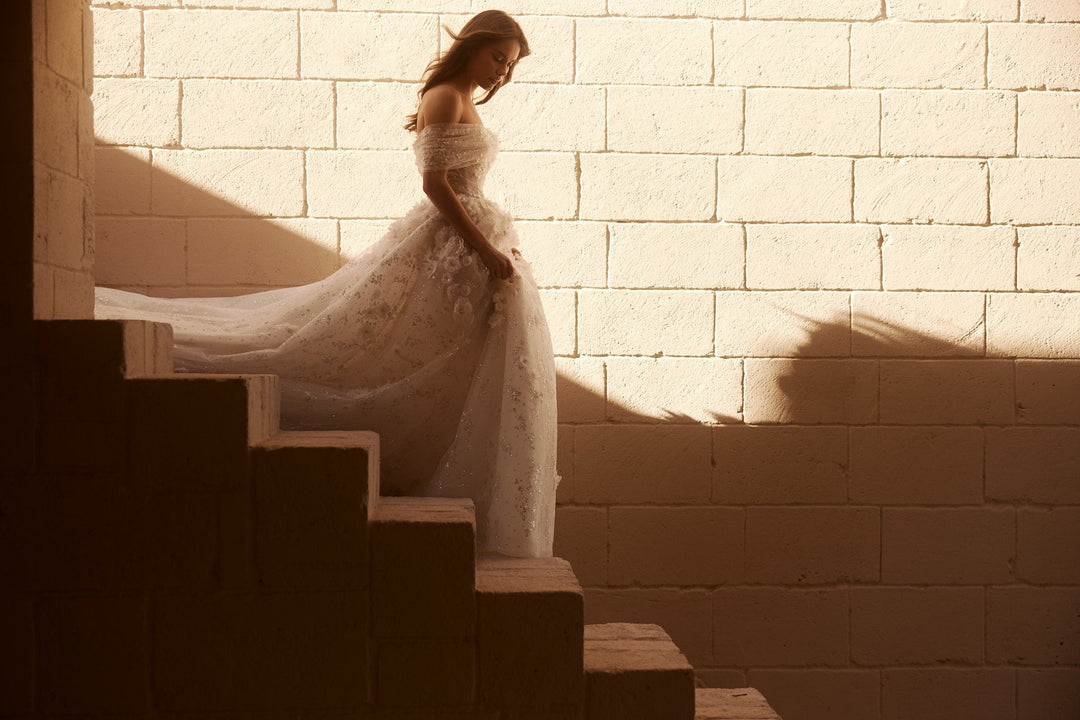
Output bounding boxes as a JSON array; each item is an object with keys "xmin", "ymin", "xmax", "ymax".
[{"xmin": 414, "ymin": 122, "xmax": 499, "ymax": 199}]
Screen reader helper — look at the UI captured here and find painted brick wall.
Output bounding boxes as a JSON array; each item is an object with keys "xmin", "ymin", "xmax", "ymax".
[{"xmin": 90, "ymin": 2, "xmax": 1080, "ymax": 719}]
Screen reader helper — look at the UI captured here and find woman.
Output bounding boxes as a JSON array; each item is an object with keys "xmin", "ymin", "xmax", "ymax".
[{"xmin": 95, "ymin": 10, "xmax": 559, "ymax": 558}]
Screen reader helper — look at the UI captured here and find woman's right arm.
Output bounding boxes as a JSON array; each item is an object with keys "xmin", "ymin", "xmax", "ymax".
[{"xmin": 419, "ymin": 88, "xmax": 514, "ymax": 280}]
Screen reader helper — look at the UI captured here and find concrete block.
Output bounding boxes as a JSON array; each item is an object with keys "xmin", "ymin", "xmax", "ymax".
[
  {"xmin": 218, "ymin": 488, "xmax": 255, "ymax": 589},
  {"xmin": 852, "ymin": 21, "xmax": 984, "ymax": 88},
  {"xmin": 35, "ymin": 319, "xmax": 130, "ymax": 420},
  {"xmin": 144, "ymin": 9, "xmax": 297, "ymax": 78},
  {"xmin": 584, "ymin": 624, "xmax": 695, "ymax": 720},
  {"xmin": 1022, "ymin": 0, "xmax": 1080, "ymax": 20},
  {"xmin": 515, "ymin": 221, "xmax": 606, "ymax": 288},
  {"xmin": 746, "ymin": 88, "xmax": 878, "ymax": 156},
  {"xmin": 715, "ymin": 290, "xmax": 850, "ymax": 357},
  {"xmin": 879, "ymin": 359, "xmax": 1014, "ymax": 424},
  {"xmin": 129, "ymin": 374, "xmax": 279, "ymax": 492},
  {"xmin": 990, "ymin": 159, "xmax": 1080, "ymax": 223},
  {"xmin": 581, "ymin": 153, "xmax": 714, "ymax": 221},
  {"xmin": 154, "ymin": 591, "xmax": 369, "ymax": 710},
  {"xmin": 856, "ymin": 157, "xmax": 987, "ymax": 223},
  {"xmin": 307, "ymin": 150, "xmax": 416, "ymax": 218},
  {"xmin": 553, "ymin": 505, "xmax": 606, "ymax": 587},
  {"xmin": 337, "ymin": 81, "xmax": 418, "ymax": 150},
  {"xmin": 578, "ymin": 289, "xmax": 714, "ymax": 356},
  {"xmin": 1018, "ymin": 225, "xmax": 1080, "ymax": 291},
  {"xmin": 605, "ymin": 357, "xmax": 743, "ymax": 423},
  {"xmin": 253, "ymin": 432, "xmax": 374, "ymax": 588},
  {"xmin": 340, "ymin": 219, "xmax": 395, "ymax": 261},
  {"xmin": 882, "ymin": 669, "xmax": 1015, "ymax": 720},
  {"xmin": 852, "ymin": 290, "xmax": 985, "ymax": 356},
  {"xmin": 93, "ymin": 78, "xmax": 180, "ymax": 147},
  {"xmin": 851, "ymin": 587, "xmax": 985, "ymax": 665},
  {"xmin": 882, "ymin": 89, "xmax": 1015, "ymax": 157},
  {"xmin": 472, "ymin": 0, "xmax": 605, "ymax": 15},
  {"xmin": 94, "ymin": 217, "xmax": 185, "ymax": 286},
  {"xmin": 485, "ymin": 151, "xmax": 579, "ymax": 220},
  {"xmin": 714, "ymin": 20, "xmax": 849, "ymax": 87},
  {"xmin": 300, "ymin": 11, "xmax": 437, "ymax": 81},
  {"xmin": 611, "ymin": 0, "xmax": 742, "ymax": 16},
  {"xmin": 989, "ymin": 22, "xmax": 1080, "ymax": 90},
  {"xmin": 744, "ymin": 358, "xmax": 879, "ymax": 424},
  {"xmin": 37, "ymin": 166, "xmax": 87, "ymax": 271},
  {"xmin": 188, "ymin": 0, "xmax": 331, "ymax": 7},
  {"xmin": 377, "ymin": 639, "xmax": 475, "ymax": 706},
  {"xmin": 183, "ymin": 79, "xmax": 334, "ymax": 149},
  {"xmin": 576, "ymin": 18, "xmax": 711, "ymax": 85},
  {"xmin": 482, "ymin": 83, "xmax": 604, "ymax": 151},
  {"xmin": 609, "ymin": 86, "xmax": 742, "ymax": 154},
  {"xmin": 1017, "ymin": 669, "xmax": 1080, "ymax": 720},
  {"xmin": 539, "ymin": 289, "xmax": 576, "ymax": 356},
  {"xmin": 888, "ymin": 0, "xmax": 1017, "ymax": 19},
  {"xmin": 745, "ymin": 506, "xmax": 880, "ymax": 584},
  {"xmin": 370, "ymin": 497, "xmax": 476, "ymax": 639},
  {"xmin": 608, "ymin": 506, "xmax": 744, "ymax": 586},
  {"xmin": 52, "ymin": 267, "xmax": 96, "ymax": 320},
  {"xmin": 1016, "ymin": 360, "xmax": 1080, "ymax": 425},
  {"xmin": 37, "ymin": 595, "xmax": 147, "ymax": 713},
  {"xmin": 746, "ymin": 223, "xmax": 880, "ymax": 290},
  {"xmin": 1017, "ymin": 507, "xmax": 1080, "ymax": 584},
  {"xmin": 609, "ymin": 222, "xmax": 743, "ymax": 290},
  {"xmin": 987, "ymin": 292, "xmax": 1080, "ymax": 358},
  {"xmin": 574, "ymin": 424, "xmax": 713, "ymax": 504},
  {"xmin": 476, "ymin": 557, "xmax": 584, "ymax": 707},
  {"xmin": 748, "ymin": 0, "xmax": 881, "ymax": 18},
  {"xmin": 987, "ymin": 587, "xmax": 1080, "ymax": 664},
  {"xmin": 882, "ymin": 507, "xmax": 1015, "ymax": 584},
  {"xmin": 95, "ymin": 146, "xmax": 150, "ymax": 215},
  {"xmin": 585, "ymin": 588, "xmax": 713, "ymax": 669},
  {"xmin": 713, "ymin": 425, "xmax": 848, "ymax": 504},
  {"xmin": 34, "ymin": 65, "xmax": 79, "ymax": 177},
  {"xmin": 986, "ymin": 427, "xmax": 1080, "ymax": 503},
  {"xmin": 746, "ymin": 669, "xmax": 879, "ymax": 720},
  {"xmin": 713, "ymin": 588, "xmax": 848, "ymax": 666},
  {"xmin": 882, "ymin": 224, "xmax": 1015, "ymax": 291},
  {"xmin": 718, "ymin": 155, "xmax": 851, "ymax": 222},
  {"xmin": 187, "ymin": 218, "xmax": 338, "ymax": 287},
  {"xmin": 503, "ymin": 15, "xmax": 575, "ymax": 84},
  {"xmin": 152, "ymin": 149, "xmax": 305, "ymax": 217},
  {"xmin": 92, "ymin": 8, "xmax": 140, "ymax": 76},
  {"xmin": 554, "ymin": 356, "xmax": 605, "ymax": 422},
  {"xmin": 556, "ymin": 427, "xmax": 574, "ymax": 503},
  {"xmin": 849, "ymin": 426, "xmax": 984, "ymax": 504}
]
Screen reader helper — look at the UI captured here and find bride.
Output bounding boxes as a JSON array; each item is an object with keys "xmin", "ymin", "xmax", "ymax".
[{"xmin": 95, "ymin": 10, "xmax": 559, "ymax": 559}]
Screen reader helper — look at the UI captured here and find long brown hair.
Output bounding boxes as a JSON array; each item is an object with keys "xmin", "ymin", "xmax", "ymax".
[{"xmin": 405, "ymin": 10, "xmax": 530, "ymax": 132}]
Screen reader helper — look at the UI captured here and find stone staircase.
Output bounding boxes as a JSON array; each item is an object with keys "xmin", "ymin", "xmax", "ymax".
[{"xmin": 31, "ymin": 318, "xmax": 781, "ymax": 719}]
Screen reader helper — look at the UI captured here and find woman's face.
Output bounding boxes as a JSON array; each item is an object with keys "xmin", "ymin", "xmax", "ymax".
[{"xmin": 467, "ymin": 38, "xmax": 522, "ymax": 92}]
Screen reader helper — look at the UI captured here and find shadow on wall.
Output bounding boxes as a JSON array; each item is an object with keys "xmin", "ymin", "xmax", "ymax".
[{"xmin": 95, "ymin": 143, "xmax": 360, "ymax": 297}]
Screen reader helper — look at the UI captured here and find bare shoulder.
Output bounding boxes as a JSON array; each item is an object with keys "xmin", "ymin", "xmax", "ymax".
[{"xmin": 419, "ymin": 84, "xmax": 464, "ymax": 128}]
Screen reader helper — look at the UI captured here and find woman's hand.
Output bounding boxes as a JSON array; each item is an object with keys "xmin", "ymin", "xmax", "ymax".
[{"xmin": 480, "ymin": 245, "xmax": 515, "ymax": 280}]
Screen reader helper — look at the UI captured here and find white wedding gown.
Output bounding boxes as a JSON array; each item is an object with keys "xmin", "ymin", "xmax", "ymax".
[{"xmin": 95, "ymin": 122, "xmax": 559, "ymax": 558}]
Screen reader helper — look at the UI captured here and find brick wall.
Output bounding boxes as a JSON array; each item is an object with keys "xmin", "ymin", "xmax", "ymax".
[
  {"xmin": 90, "ymin": 2, "xmax": 1080, "ymax": 719},
  {"xmin": 36, "ymin": 0, "xmax": 96, "ymax": 318}
]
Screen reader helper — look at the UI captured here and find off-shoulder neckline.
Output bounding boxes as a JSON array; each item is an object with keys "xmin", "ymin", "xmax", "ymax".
[{"xmin": 416, "ymin": 122, "xmax": 496, "ymax": 139}]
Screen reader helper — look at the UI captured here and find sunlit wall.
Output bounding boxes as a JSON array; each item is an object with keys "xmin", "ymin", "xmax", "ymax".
[{"xmin": 91, "ymin": 2, "xmax": 1080, "ymax": 719}]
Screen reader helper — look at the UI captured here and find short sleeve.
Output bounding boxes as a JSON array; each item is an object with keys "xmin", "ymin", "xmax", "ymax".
[{"xmin": 413, "ymin": 123, "xmax": 491, "ymax": 173}]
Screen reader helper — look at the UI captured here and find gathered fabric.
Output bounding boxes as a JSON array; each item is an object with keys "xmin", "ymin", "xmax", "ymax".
[{"xmin": 95, "ymin": 122, "xmax": 559, "ymax": 558}]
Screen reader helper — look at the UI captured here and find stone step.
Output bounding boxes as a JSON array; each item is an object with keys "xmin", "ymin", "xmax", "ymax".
[
  {"xmin": 250, "ymin": 431, "xmax": 380, "ymax": 589},
  {"xmin": 126, "ymin": 374, "xmax": 280, "ymax": 493},
  {"xmin": 475, "ymin": 556, "xmax": 584, "ymax": 710},
  {"xmin": 695, "ymin": 688, "xmax": 782, "ymax": 719},
  {"xmin": 583, "ymin": 623, "xmax": 695, "ymax": 720},
  {"xmin": 369, "ymin": 496, "xmax": 479, "ymax": 706}
]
